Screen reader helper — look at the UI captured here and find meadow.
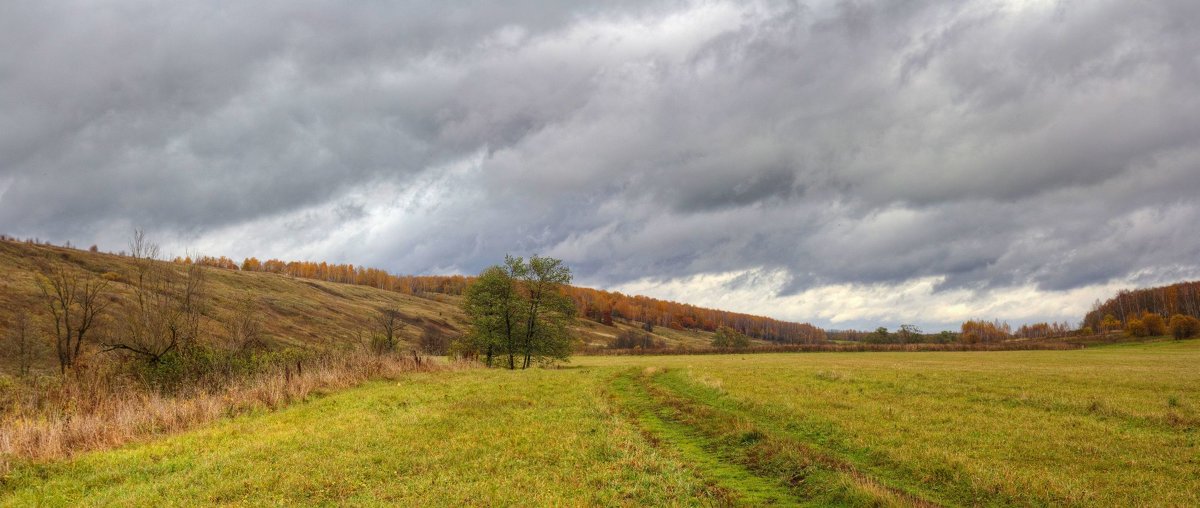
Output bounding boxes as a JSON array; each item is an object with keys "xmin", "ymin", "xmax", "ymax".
[{"xmin": 2, "ymin": 340, "xmax": 1196, "ymax": 506}]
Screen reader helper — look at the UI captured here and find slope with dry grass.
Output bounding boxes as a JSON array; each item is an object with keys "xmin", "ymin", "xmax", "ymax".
[
  {"xmin": 0, "ymin": 239, "xmax": 734, "ymax": 368},
  {"xmin": 0, "ymin": 240, "xmax": 465, "ymax": 372}
]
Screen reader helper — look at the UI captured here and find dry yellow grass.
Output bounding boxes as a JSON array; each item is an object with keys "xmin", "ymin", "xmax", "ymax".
[{"xmin": 0, "ymin": 353, "xmax": 468, "ymax": 475}]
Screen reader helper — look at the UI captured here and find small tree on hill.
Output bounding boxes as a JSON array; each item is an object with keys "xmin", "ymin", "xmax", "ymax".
[
  {"xmin": 38, "ymin": 263, "xmax": 111, "ymax": 373},
  {"xmin": 371, "ymin": 307, "xmax": 406, "ymax": 355},
  {"xmin": 104, "ymin": 232, "xmax": 207, "ymax": 364}
]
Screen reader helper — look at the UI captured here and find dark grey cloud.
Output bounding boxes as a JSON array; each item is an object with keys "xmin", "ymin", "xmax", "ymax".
[{"xmin": 3, "ymin": 0, "xmax": 1200, "ymax": 327}]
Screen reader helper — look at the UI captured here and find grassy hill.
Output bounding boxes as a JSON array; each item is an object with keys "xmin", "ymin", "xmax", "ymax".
[
  {"xmin": 0, "ymin": 240, "xmax": 462, "ymax": 371},
  {"xmin": 0, "ymin": 240, "xmax": 725, "ymax": 372}
]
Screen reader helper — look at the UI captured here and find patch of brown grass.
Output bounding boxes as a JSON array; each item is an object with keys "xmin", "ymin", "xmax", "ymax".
[{"xmin": 0, "ymin": 353, "xmax": 472, "ymax": 474}]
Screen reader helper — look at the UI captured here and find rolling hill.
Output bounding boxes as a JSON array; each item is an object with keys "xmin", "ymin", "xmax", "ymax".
[{"xmin": 0, "ymin": 239, "xmax": 793, "ymax": 371}]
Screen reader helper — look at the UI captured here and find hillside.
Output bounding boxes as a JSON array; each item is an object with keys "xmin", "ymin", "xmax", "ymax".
[
  {"xmin": 231, "ymin": 257, "xmax": 826, "ymax": 344},
  {"xmin": 0, "ymin": 241, "xmax": 463, "ymax": 372},
  {"xmin": 0, "ymin": 240, "xmax": 756, "ymax": 371}
]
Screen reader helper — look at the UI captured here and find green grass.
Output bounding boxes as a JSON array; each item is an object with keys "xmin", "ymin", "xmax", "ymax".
[
  {"xmin": 4, "ymin": 341, "xmax": 1199, "ymax": 506},
  {"xmin": 0, "ymin": 369, "xmax": 712, "ymax": 506}
]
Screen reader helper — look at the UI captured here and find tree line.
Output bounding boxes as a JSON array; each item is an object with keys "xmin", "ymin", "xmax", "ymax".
[{"xmin": 1082, "ymin": 281, "xmax": 1200, "ymax": 333}]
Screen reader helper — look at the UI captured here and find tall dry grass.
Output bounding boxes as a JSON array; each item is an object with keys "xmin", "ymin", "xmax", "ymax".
[{"xmin": 0, "ymin": 352, "xmax": 471, "ymax": 475}]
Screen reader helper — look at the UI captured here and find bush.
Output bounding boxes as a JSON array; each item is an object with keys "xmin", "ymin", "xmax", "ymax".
[
  {"xmin": 1141, "ymin": 312, "xmax": 1167, "ymax": 336},
  {"xmin": 1125, "ymin": 318, "xmax": 1149, "ymax": 338},
  {"xmin": 419, "ymin": 327, "xmax": 451, "ymax": 355},
  {"xmin": 711, "ymin": 326, "xmax": 750, "ymax": 348},
  {"xmin": 1168, "ymin": 314, "xmax": 1200, "ymax": 340}
]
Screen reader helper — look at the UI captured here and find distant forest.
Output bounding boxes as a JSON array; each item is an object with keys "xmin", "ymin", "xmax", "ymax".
[{"xmin": 1083, "ymin": 280, "xmax": 1200, "ymax": 331}]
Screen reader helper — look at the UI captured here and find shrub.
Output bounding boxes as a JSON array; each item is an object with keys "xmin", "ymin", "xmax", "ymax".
[
  {"xmin": 1168, "ymin": 314, "xmax": 1200, "ymax": 340},
  {"xmin": 1141, "ymin": 312, "xmax": 1167, "ymax": 336},
  {"xmin": 1125, "ymin": 318, "xmax": 1148, "ymax": 338},
  {"xmin": 419, "ymin": 327, "xmax": 451, "ymax": 355},
  {"xmin": 711, "ymin": 326, "xmax": 750, "ymax": 348}
]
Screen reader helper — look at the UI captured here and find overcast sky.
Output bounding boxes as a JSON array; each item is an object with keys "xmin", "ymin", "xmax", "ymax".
[{"xmin": 3, "ymin": 0, "xmax": 1199, "ymax": 331}]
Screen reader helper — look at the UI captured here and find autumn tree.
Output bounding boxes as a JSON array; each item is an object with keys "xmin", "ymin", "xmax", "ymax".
[
  {"xmin": 1141, "ymin": 312, "xmax": 1167, "ymax": 337},
  {"xmin": 1125, "ymin": 318, "xmax": 1148, "ymax": 338},
  {"xmin": 1169, "ymin": 314, "xmax": 1200, "ymax": 340},
  {"xmin": 1100, "ymin": 314, "xmax": 1121, "ymax": 334},
  {"xmin": 38, "ymin": 263, "xmax": 111, "ymax": 373},
  {"xmin": 959, "ymin": 320, "xmax": 1011, "ymax": 344}
]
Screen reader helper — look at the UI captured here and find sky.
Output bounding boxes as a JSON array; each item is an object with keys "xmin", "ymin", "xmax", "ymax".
[{"xmin": 2, "ymin": 0, "xmax": 1199, "ymax": 331}]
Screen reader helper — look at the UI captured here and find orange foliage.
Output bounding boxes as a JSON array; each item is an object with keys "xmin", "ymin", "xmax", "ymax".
[
  {"xmin": 959, "ymin": 319, "xmax": 1011, "ymax": 344},
  {"xmin": 563, "ymin": 286, "xmax": 825, "ymax": 344},
  {"xmin": 1084, "ymin": 281, "xmax": 1200, "ymax": 331}
]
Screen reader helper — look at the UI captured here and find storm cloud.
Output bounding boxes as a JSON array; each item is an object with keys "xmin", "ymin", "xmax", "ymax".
[{"xmin": 3, "ymin": 0, "xmax": 1199, "ymax": 330}]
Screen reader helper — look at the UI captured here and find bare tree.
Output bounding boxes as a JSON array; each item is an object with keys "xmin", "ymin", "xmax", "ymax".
[
  {"xmin": 418, "ymin": 326, "xmax": 450, "ymax": 355},
  {"xmin": 371, "ymin": 307, "xmax": 406, "ymax": 355},
  {"xmin": 4, "ymin": 313, "xmax": 44, "ymax": 377},
  {"xmin": 224, "ymin": 292, "xmax": 264, "ymax": 351},
  {"xmin": 38, "ymin": 264, "xmax": 111, "ymax": 373},
  {"xmin": 128, "ymin": 228, "xmax": 159, "ymax": 261},
  {"xmin": 103, "ymin": 233, "xmax": 207, "ymax": 363}
]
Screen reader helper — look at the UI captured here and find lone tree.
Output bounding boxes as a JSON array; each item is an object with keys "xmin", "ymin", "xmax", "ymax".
[
  {"xmin": 371, "ymin": 307, "xmax": 407, "ymax": 355},
  {"xmin": 38, "ymin": 263, "xmax": 111, "ymax": 373},
  {"xmin": 461, "ymin": 255, "xmax": 575, "ymax": 369}
]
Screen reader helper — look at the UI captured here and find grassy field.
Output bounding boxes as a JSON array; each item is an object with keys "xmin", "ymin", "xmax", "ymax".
[{"xmin": 3, "ymin": 341, "xmax": 1197, "ymax": 506}]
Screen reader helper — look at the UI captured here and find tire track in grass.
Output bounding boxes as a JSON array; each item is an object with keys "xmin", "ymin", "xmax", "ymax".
[
  {"xmin": 610, "ymin": 367, "xmax": 943, "ymax": 507},
  {"xmin": 608, "ymin": 370, "xmax": 803, "ymax": 506}
]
